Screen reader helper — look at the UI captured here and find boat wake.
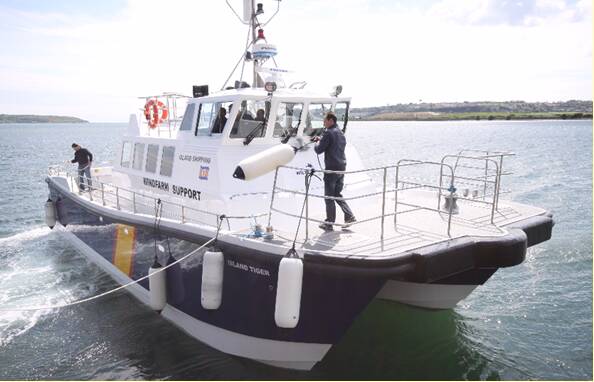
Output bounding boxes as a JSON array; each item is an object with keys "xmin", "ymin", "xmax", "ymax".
[
  {"xmin": 0, "ymin": 226, "xmax": 52, "ymax": 248},
  {"xmin": 0, "ymin": 226, "xmax": 105, "ymax": 346}
]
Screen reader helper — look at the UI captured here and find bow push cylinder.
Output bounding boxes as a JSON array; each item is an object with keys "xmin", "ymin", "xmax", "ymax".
[{"xmin": 233, "ymin": 144, "xmax": 296, "ymax": 181}]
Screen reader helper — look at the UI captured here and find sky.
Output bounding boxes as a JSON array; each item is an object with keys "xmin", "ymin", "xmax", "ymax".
[{"xmin": 0, "ymin": 0, "xmax": 591, "ymax": 122}]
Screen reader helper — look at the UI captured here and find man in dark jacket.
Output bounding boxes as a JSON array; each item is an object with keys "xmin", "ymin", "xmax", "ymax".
[
  {"xmin": 313, "ymin": 112, "xmax": 356, "ymax": 231},
  {"xmin": 71, "ymin": 143, "xmax": 93, "ymax": 192},
  {"xmin": 211, "ymin": 107, "xmax": 227, "ymax": 134}
]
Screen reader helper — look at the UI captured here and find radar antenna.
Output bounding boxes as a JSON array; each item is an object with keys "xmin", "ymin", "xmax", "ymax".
[{"xmin": 222, "ymin": 0, "xmax": 282, "ymax": 89}]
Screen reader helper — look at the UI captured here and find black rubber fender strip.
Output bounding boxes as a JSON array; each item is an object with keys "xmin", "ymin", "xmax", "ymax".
[
  {"xmin": 303, "ymin": 261, "xmax": 416, "ymax": 279},
  {"xmin": 504, "ymin": 212, "xmax": 554, "ymax": 247},
  {"xmin": 47, "ymin": 177, "xmax": 533, "ymax": 283},
  {"xmin": 473, "ymin": 228, "xmax": 527, "ymax": 268}
]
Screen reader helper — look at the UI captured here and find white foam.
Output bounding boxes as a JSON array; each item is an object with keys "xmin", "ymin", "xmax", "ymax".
[
  {"xmin": 0, "ymin": 309, "xmax": 45, "ymax": 347},
  {"xmin": 0, "ymin": 271, "xmax": 87, "ymax": 346},
  {"xmin": 0, "ymin": 226, "xmax": 51, "ymax": 247}
]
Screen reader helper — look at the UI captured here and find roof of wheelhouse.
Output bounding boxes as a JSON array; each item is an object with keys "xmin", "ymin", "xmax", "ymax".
[{"xmin": 190, "ymin": 87, "xmax": 351, "ymax": 103}]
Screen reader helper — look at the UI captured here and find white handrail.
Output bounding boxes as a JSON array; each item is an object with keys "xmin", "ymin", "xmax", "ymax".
[{"xmin": 48, "ymin": 167, "xmax": 266, "ymax": 229}]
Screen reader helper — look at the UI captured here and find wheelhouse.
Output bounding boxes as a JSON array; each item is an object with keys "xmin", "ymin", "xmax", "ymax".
[{"xmin": 176, "ymin": 89, "xmax": 351, "ymax": 145}]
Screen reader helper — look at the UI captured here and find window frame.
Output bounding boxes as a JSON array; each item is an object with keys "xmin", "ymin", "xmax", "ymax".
[
  {"xmin": 302, "ymin": 102, "xmax": 332, "ymax": 136},
  {"xmin": 145, "ymin": 143, "xmax": 160, "ymax": 173},
  {"xmin": 120, "ymin": 141, "xmax": 132, "ymax": 168},
  {"xmin": 210, "ymin": 101, "xmax": 233, "ymax": 135},
  {"xmin": 228, "ymin": 99, "xmax": 271, "ymax": 140},
  {"xmin": 273, "ymin": 101, "xmax": 303, "ymax": 139},
  {"xmin": 159, "ymin": 145, "xmax": 175, "ymax": 177},
  {"xmin": 333, "ymin": 101, "xmax": 350, "ymax": 132},
  {"xmin": 179, "ymin": 103, "xmax": 197, "ymax": 132},
  {"xmin": 132, "ymin": 142, "xmax": 145, "ymax": 171}
]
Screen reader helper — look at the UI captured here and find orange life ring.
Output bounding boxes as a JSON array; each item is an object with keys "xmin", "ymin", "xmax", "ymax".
[{"xmin": 144, "ymin": 99, "xmax": 168, "ymax": 128}]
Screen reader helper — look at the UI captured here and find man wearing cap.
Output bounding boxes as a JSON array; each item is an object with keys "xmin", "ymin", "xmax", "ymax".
[{"xmin": 70, "ymin": 143, "xmax": 93, "ymax": 192}]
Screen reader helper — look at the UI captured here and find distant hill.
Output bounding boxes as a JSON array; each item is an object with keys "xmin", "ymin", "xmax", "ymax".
[
  {"xmin": 0, "ymin": 114, "xmax": 88, "ymax": 123},
  {"xmin": 350, "ymin": 100, "xmax": 593, "ymax": 121}
]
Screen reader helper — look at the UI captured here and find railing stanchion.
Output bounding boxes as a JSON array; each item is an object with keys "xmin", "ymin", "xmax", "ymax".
[
  {"xmin": 267, "ymin": 168, "xmax": 280, "ymax": 228},
  {"xmin": 446, "ymin": 169, "xmax": 455, "ymax": 237},
  {"xmin": 495, "ymin": 154, "xmax": 504, "ymax": 211},
  {"xmin": 380, "ymin": 167, "xmax": 388, "ymax": 243},
  {"xmin": 101, "ymin": 183, "xmax": 105, "ymax": 206},
  {"xmin": 394, "ymin": 165, "xmax": 399, "ymax": 228},
  {"xmin": 305, "ymin": 176, "xmax": 309, "ymax": 242},
  {"xmin": 438, "ymin": 161, "xmax": 445, "ymax": 211},
  {"xmin": 116, "ymin": 187, "xmax": 120, "ymax": 210},
  {"xmin": 88, "ymin": 178, "xmax": 93, "ymax": 201},
  {"xmin": 483, "ymin": 152, "xmax": 489, "ymax": 200},
  {"xmin": 132, "ymin": 192, "xmax": 136, "ymax": 213},
  {"xmin": 491, "ymin": 161, "xmax": 500, "ymax": 224},
  {"xmin": 181, "ymin": 205, "xmax": 185, "ymax": 223}
]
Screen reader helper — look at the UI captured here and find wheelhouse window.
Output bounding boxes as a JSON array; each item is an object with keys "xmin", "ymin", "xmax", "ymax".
[
  {"xmin": 273, "ymin": 102, "xmax": 303, "ymax": 138},
  {"xmin": 333, "ymin": 102, "xmax": 349, "ymax": 131},
  {"xmin": 211, "ymin": 101, "xmax": 233, "ymax": 134},
  {"xmin": 145, "ymin": 144, "xmax": 159, "ymax": 173},
  {"xmin": 159, "ymin": 146, "xmax": 175, "ymax": 177},
  {"xmin": 195, "ymin": 101, "xmax": 233, "ymax": 136},
  {"xmin": 132, "ymin": 143, "xmax": 145, "ymax": 171},
  {"xmin": 196, "ymin": 103, "xmax": 214, "ymax": 136},
  {"xmin": 179, "ymin": 103, "xmax": 196, "ymax": 131},
  {"xmin": 303, "ymin": 103, "xmax": 331, "ymax": 136},
  {"xmin": 229, "ymin": 99, "xmax": 270, "ymax": 139},
  {"xmin": 121, "ymin": 141, "xmax": 132, "ymax": 168}
]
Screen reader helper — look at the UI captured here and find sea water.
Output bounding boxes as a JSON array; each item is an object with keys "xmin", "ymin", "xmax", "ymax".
[{"xmin": 0, "ymin": 120, "xmax": 591, "ymax": 380}]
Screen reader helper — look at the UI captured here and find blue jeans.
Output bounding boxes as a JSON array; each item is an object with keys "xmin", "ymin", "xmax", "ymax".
[
  {"xmin": 78, "ymin": 165, "xmax": 92, "ymax": 191},
  {"xmin": 323, "ymin": 173, "xmax": 354, "ymax": 223}
]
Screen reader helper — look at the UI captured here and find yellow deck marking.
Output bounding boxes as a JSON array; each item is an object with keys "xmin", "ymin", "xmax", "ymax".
[{"xmin": 113, "ymin": 224, "xmax": 136, "ymax": 276}]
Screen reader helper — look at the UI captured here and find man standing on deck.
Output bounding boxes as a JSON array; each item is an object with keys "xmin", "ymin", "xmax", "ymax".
[
  {"xmin": 71, "ymin": 143, "xmax": 93, "ymax": 192},
  {"xmin": 312, "ymin": 112, "xmax": 356, "ymax": 231}
]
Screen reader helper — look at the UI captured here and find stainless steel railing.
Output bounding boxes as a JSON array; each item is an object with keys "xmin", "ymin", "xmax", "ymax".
[
  {"xmin": 48, "ymin": 166, "xmax": 266, "ymax": 230},
  {"xmin": 268, "ymin": 161, "xmax": 457, "ymax": 241},
  {"xmin": 267, "ymin": 149, "xmax": 511, "ymax": 242},
  {"xmin": 441, "ymin": 150, "xmax": 514, "ymax": 212}
]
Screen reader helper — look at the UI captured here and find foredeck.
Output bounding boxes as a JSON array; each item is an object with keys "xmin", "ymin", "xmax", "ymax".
[{"xmin": 266, "ymin": 189, "xmax": 544, "ymax": 259}]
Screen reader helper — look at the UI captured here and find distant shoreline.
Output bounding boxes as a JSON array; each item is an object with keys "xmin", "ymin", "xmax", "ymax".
[
  {"xmin": 2, "ymin": 100, "xmax": 592, "ymax": 123},
  {"xmin": 350, "ymin": 100, "xmax": 592, "ymax": 122},
  {"xmin": 354, "ymin": 111, "xmax": 593, "ymax": 122},
  {"xmin": 0, "ymin": 114, "xmax": 88, "ymax": 123}
]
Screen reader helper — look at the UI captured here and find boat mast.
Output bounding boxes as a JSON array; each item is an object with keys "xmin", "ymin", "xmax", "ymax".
[
  {"xmin": 222, "ymin": 0, "xmax": 279, "ymax": 90},
  {"xmin": 249, "ymin": 0, "xmax": 261, "ymax": 88}
]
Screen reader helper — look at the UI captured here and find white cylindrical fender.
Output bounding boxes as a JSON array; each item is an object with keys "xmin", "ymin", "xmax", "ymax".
[
  {"xmin": 233, "ymin": 144, "xmax": 296, "ymax": 180},
  {"xmin": 148, "ymin": 264, "xmax": 167, "ymax": 311},
  {"xmin": 201, "ymin": 249, "xmax": 224, "ymax": 310},
  {"xmin": 274, "ymin": 257, "xmax": 303, "ymax": 328},
  {"xmin": 44, "ymin": 199, "xmax": 56, "ymax": 229}
]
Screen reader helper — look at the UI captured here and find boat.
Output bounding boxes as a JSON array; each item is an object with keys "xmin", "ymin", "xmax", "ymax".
[{"xmin": 44, "ymin": 0, "xmax": 554, "ymax": 370}]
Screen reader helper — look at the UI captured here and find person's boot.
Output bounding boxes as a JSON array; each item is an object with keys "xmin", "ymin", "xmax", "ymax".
[{"xmin": 342, "ymin": 216, "xmax": 357, "ymax": 229}]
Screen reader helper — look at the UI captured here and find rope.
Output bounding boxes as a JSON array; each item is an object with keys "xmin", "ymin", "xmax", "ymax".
[
  {"xmin": 153, "ymin": 199, "xmax": 163, "ymax": 267},
  {"xmin": 0, "ymin": 236, "xmax": 217, "ymax": 312},
  {"xmin": 286, "ymin": 168, "xmax": 316, "ymax": 258}
]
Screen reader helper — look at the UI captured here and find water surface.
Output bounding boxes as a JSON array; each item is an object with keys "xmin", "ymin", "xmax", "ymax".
[{"xmin": 0, "ymin": 120, "xmax": 591, "ymax": 380}]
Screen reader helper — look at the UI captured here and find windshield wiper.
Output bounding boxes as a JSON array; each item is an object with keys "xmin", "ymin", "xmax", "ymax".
[{"xmin": 243, "ymin": 122, "xmax": 265, "ymax": 145}]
